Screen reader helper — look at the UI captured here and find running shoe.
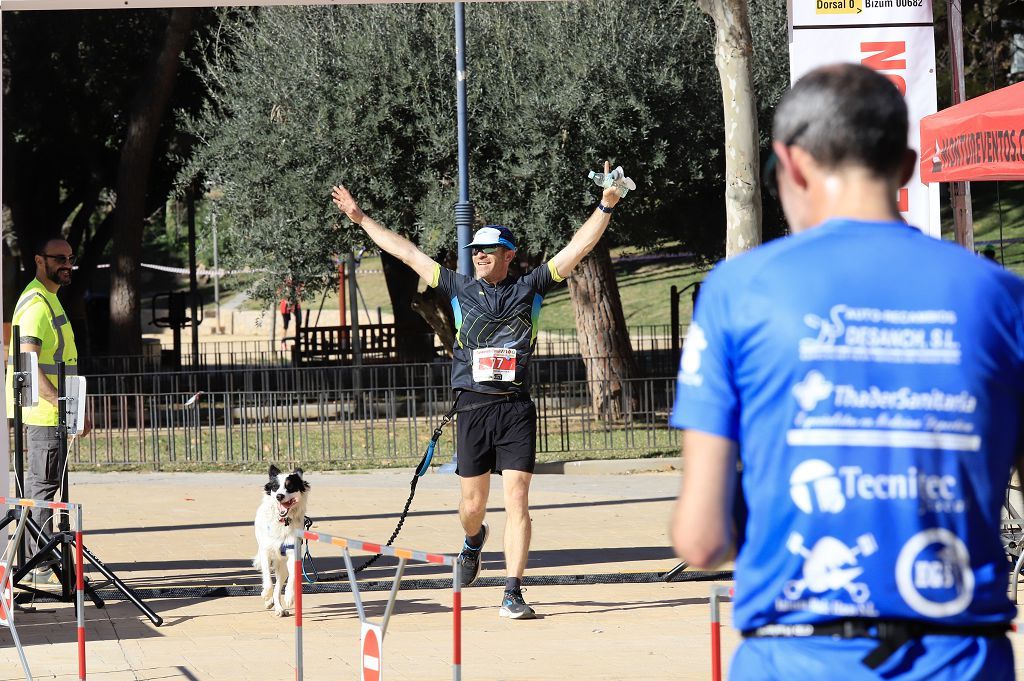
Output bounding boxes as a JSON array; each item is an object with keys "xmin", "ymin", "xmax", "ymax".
[
  {"xmin": 29, "ymin": 568, "xmax": 61, "ymax": 586},
  {"xmin": 499, "ymin": 588, "xmax": 537, "ymax": 620},
  {"xmin": 456, "ymin": 522, "xmax": 488, "ymax": 587}
]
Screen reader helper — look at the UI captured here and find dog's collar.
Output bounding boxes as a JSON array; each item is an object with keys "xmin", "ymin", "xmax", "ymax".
[{"xmin": 278, "ymin": 510, "xmax": 291, "ymax": 525}]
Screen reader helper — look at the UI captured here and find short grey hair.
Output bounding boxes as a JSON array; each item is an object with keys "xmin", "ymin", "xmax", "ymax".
[{"xmin": 772, "ymin": 63, "xmax": 909, "ymax": 176}]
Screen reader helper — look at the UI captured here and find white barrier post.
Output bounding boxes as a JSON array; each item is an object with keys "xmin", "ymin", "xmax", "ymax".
[
  {"xmin": 294, "ymin": 533, "xmax": 303, "ymax": 681},
  {"xmin": 1, "ymin": 496, "xmax": 87, "ymax": 680},
  {"xmin": 296, "ymin": 530, "xmax": 459, "ymax": 680},
  {"xmin": 452, "ymin": 560, "xmax": 462, "ymax": 681},
  {"xmin": 380, "ymin": 557, "xmax": 407, "ymax": 636},
  {"xmin": 75, "ymin": 504, "xmax": 85, "ymax": 681},
  {"xmin": 709, "ymin": 584, "xmax": 734, "ymax": 681},
  {"xmin": 1, "ymin": 507, "xmax": 31, "ymax": 679},
  {"xmin": 341, "ymin": 547, "xmax": 367, "ymax": 622}
]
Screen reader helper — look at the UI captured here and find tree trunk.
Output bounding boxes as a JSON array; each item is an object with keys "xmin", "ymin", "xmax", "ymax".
[
  {"xmin": 5, "ymin": 147, "xmax": 65, "ymax": 276},
  {"xmin": 380, "ymin": 250, "xmax": 436, "ymax": 362},
  {"xmin": 109, "ymin": 8, "xmax": 194, "ymax": 356},
  {"xmin": 567, "ymin": 241, "xmax": 639, "ymax": 420},
  {"xmin": 411, "ymin": 287, "xmax": 455, "ymax": 358},
  {"xmin": 697, "ymin": 0, "xmax": 762, "ymax": 258}
]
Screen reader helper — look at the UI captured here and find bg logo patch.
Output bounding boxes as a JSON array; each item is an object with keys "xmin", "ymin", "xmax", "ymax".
[{"xmin": 895, "ymin": 528, "xmax": 974, "ymax": 617}]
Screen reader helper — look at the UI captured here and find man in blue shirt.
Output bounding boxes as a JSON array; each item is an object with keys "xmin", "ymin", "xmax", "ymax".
[{"xmin": 670, "ymin": 64, "xmax": 1022, "ymax": 680}]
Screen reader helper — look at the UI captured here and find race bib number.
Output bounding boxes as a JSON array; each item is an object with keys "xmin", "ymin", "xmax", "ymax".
[{"xmin": 472, "ymin": 348, "xmax": 517, "ymax": 383}]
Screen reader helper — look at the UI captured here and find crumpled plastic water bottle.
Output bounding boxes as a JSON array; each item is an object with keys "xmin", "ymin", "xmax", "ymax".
[{"xmin": 588, "ymin": 166, "xmax": 637, "ymax": 197}]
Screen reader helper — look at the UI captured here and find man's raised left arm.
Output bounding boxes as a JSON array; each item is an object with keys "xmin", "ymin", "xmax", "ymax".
[{"xmin": 549, "ymin": 161, "xmax": 626, "ymax": 279}]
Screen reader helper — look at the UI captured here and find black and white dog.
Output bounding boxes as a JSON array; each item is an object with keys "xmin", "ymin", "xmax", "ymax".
[{"xmin": 253, "ymin": 465, "xmax": 310, "ymax": 616}]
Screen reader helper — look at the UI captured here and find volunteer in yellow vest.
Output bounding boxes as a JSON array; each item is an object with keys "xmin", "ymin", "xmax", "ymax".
[{"xmin": 8, "ymin": 238, "xmax": 92, "ymax": 561}]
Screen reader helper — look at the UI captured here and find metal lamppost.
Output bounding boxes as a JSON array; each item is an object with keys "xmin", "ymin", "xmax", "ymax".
[
  {"xmin": 454, "ymin": 2, "xmax": 474, "ymax": 275},
  {"xmin": 212, "ymin": 210, "xmax": 221, "ymax": 332}
]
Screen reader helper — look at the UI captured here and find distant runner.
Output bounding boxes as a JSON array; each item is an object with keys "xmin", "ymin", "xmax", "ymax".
[{"xmin": 333, "ymin": 162, "xmax": 628, "ymax": 618}]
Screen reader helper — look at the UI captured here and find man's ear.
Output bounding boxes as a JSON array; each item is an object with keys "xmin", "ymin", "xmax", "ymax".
[
  {"xmin": 773, "ymin": 140, "xmax": 810, "ymax": 191},
  {"xmin": 898, "ymin": 148, "xmax": 917, "ymax": 188}
]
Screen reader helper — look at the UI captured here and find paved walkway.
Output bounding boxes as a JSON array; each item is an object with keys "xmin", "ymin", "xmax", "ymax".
[{"xmin": 2, "ymin": 468, "xmax": 1023, "ymax": 679}]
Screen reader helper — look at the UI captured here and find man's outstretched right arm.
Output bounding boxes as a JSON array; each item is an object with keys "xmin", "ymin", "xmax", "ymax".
[{"xmin": 331, "ymin": 184, "xmax": 439, "ymax": 285}]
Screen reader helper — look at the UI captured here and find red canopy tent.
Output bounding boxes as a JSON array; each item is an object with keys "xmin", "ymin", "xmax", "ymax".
[{"xmin": 920, "ymin": 81, "xmax": 1024, "ymax": 183}]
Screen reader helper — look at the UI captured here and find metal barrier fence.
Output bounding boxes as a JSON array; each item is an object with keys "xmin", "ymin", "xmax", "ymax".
[
  {"xmin": 82, "ymin": 324, "xmax": 689, "ymax": 376},
  {"xmin": 83, "ymin": 350, "xmax": 684, "ymax": 397},
  {"xmin": 60, "ymin": 375, "xmax": 681, "ymax": 469},
  {"xmin": 86, "ymin": 358, "xmax": 450, "ymax": 396}
]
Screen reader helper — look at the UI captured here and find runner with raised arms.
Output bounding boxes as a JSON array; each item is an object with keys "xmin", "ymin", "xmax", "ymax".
[{"xmin": 332, "ymin": 161, "xmax": 629, "ymax": 619}]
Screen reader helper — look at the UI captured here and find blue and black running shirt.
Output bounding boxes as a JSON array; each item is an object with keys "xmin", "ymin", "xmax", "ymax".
[
  {"xmin": 430, "ymin": 261, "xmax": 565, "ymax": 395},
  {"xmin": 671, "ymin": 219, "xmax": 1024, "ymax": 632}
]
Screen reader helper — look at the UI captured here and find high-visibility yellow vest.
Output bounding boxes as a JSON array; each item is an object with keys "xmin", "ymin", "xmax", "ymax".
[{"xmin": 5, "ymin": 279, "xmax": 78, "ymax": 426}]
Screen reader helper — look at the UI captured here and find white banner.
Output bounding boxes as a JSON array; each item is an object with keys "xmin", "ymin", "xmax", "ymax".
[{"xmin": 789, "ymin": 0, "xmax": 939, "ymax": 237}]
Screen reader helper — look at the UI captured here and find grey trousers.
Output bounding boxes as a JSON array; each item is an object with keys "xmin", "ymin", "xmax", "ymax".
[{"xmin": 24, "ymin": 425, "xmax": 64, "ymax": 553}]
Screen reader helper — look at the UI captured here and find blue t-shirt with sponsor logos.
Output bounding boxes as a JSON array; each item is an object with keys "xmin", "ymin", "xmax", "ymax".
[{"xmin": 670, "ymin": 219, "xmax": 1024, "ymax": 633}]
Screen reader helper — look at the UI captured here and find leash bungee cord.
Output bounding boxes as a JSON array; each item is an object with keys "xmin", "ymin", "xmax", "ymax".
[
  {"xmin": 302, "ymin": 400, "xmax": 460, "ymax": 581},
  {"xmin": 300, "ymin": 516, "xmax": 319, "ymax": 583},
  {"xmin": 303, "ymin": 393, "xmax": 517, "ymax": 582}
]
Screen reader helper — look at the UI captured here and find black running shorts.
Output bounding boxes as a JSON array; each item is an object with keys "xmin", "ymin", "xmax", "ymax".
[{"xmin": 455, "ymin": 390, "xmax": 536, "ymax": 477}]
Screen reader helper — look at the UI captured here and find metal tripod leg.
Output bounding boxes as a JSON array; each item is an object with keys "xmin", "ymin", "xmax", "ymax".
[
  {"xmin": 12, "ymin": 515, "xmax": 105, "ymax": 609},
  {"xmin": 663, "ymin": 561, "xmax": 689, "ymax": 582},
  {"xmin": 12, "ymin": 535, "xmax": 104, "ymax": 609},
  {"xmin": 77, "ymin": 541, "xmax": 163, "ymax": 626}
]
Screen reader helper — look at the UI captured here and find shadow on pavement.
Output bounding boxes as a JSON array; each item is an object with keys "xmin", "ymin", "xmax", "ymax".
[
  {"xmin": 0, "ymin": 600, "xmax": 166, "ymax": 645},
  {"xmin": 98, "ymin": 544, "xmax": 678, "ymax": 591},
  {"xmin": 86, "ymin": 496, "xmax": 676, "ymax": 536},
  {"xmin": 534, "ymin": 596, "xmax": 710, "ymax": 617}
]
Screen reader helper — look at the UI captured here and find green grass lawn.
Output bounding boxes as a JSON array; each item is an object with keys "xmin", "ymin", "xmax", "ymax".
[
  {"xmin": 543, "ymin": 182, "xmax": 1024, "ymax": 331},
  {"xmin": 953, "ymin": 181, "xmax": 1024, "ymax": 274},
  {"xmin": 68, "ymin": 418, "xmax": 679, "ymax": 472},
  {"xmin": 75, "ymin": 187, "xmax": 1021, "ymax": 473},
  {"xmin": 180, "ymin": 181, "xmax": 1024, "ymax": 334},
  {"xmin": 539, "ymin": 256, "xmax": 707, "ymax": 332},
  {"xmin": 245, "ymin": 249, "xmax": 708, "ymax": 332}
]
